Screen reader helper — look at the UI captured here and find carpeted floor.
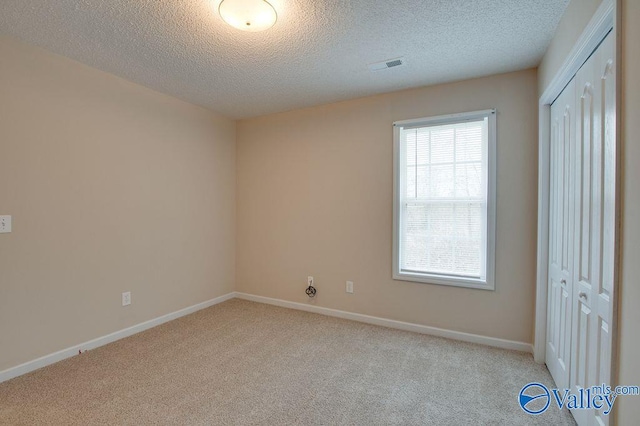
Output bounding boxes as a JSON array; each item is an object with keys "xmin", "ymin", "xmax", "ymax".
[{"xmin": 0, "ymin": 299, "xmax": 575, "ymax": 425}]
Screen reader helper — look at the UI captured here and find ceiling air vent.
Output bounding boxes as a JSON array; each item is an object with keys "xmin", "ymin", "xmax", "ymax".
[{"xmin": 368, "ymin": 57, "xmax": 405, "ymax": 72}]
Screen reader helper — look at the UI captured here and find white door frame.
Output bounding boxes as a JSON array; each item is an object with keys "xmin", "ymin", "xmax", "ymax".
[{"xmin": 534, "ymin": 0, "xmax": 619, "ymax": 364}]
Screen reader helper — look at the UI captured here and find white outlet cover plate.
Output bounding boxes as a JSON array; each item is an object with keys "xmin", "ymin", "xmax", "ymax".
[
  {"xmin": 0, "ymin": 215, "xmax": 12, "ymax": 233},
  {"xmin": 122, "ymin": 292, "xmax": 131, "ymax": 306},
  {"xmin": 346, "ymin": 281, "xmax": 354, "ymax": 293}
]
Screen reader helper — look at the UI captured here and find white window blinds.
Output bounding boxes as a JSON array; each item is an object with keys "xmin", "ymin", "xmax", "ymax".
[{"xmin": 393, "ymin": 110, "xmax": 495, "ymax": 289}]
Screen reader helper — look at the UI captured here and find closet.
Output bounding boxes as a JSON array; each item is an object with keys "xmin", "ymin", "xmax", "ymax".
[{"xmin": 545, "ymin": 31, "xmax": 616, "ymax": 426}]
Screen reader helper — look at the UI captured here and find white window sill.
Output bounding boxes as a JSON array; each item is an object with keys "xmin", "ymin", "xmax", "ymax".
[{"xmin": 393, "ymin": 271, "xmax": 495, "ymax": 291}]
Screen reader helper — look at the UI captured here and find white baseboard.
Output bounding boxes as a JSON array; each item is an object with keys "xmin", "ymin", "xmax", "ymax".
[
  {"xmin": 1, "ymin": 290, "xmax": 532, "ymax": 384},
  {"xmin": 0, "ymin": 292, "xmax": 236, "ymax": 384},
  {"xmin": 235, "ymin": 292, "xmax": 533, "ymax": 353}
]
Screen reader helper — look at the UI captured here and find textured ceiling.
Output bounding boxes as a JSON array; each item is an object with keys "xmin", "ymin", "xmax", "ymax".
[{"xmin": 0, "ymin": 0, "xmax": 569, "ymax": 119}]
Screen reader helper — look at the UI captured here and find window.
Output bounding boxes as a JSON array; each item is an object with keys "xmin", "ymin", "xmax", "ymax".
[{"xmin": 392, "ymin": 110, "xmax": 496, "ymax": 290}]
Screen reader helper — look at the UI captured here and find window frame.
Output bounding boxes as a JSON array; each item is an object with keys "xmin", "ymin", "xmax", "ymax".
[{"xmin": 392, "ymin": 109, "xmax": 497, "ymax": 291}]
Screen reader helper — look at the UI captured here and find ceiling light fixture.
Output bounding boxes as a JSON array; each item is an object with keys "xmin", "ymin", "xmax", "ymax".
[{"xmin": 218, "ymin": 0, "xmax": 277, "ymax": 32}]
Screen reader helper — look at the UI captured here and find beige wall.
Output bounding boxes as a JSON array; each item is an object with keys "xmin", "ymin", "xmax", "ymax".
[
  {"xmin": 538, "ymin": 0, "xmax": 640, "ymax": 422},
  {"xmin": 617, "ymin": 0, "xmax": 640, "ymax": 423},
  {"xmin": 236, "ymin": 69, "xmax": 539, "ymax": 344},
  {"xmin": 0, "ymin": 37, "xmax": 236, "ymax": 372}
]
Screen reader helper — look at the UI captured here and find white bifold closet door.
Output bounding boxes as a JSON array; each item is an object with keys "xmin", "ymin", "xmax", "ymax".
[
  {"xmin": 570, "ymin": 31, "xmax": 616, "ymax": 426},
  {"xmin": 547, "ymin": 76, "xmax": 575, "ymax": 393},
  {"xmin": 547, "ymin": 31, "xmax": 616, "ymax": 426}
]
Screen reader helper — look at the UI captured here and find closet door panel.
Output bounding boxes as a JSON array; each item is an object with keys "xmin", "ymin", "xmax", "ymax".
[
  {"xmin": 593, "ymin": 32, "xmax": 615, "ymax": 426},
  {"xmin": 570, "ymin": 31, "xmax": 615, "ymax": 426},
  {"xmin": 571, "ymin": 41, "xmax": 599, "ymax": 426},
  {"xmin": 546, "ymin": 78, "xmax": 576, "ymax": 391}
]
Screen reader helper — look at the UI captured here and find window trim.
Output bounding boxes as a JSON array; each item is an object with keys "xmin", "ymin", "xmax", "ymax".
[{"xmin": 392, "ymin": 109, "xmax": 497, "ymax": 291}]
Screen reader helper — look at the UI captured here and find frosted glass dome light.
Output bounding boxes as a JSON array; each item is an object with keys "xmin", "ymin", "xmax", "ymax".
[{"xmin": 218, "ymin": 0, "xmax": 277, "ymax": 32}]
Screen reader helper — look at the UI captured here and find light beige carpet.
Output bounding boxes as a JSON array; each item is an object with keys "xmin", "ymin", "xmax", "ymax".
[{"xmin": 0, "ymin": 299, "xmax": 575, "ymax": 425}]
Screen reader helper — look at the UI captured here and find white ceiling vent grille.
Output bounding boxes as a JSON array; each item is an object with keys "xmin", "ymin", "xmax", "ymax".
[{"xmin": 368, "ymin": 57, "xmax": 405, "ymax": 72}]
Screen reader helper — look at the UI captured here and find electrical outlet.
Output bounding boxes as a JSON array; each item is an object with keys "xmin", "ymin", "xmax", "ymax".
[
  {"xmin": 346, "ymin": 281, "xmax": 354, "ymax": 294},
  {"xmin": 122, "ymin": 291, "xmax": 131, "ymax": 306},
  {"xmin": 0, "ymin": 215, "xmax": 12, "ymax": 233},
  {"xmin": 307, "ymin": 276, "xmax": 314, "ymax": 287}
]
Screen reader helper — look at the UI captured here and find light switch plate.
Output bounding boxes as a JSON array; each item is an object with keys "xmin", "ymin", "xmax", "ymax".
[{"xmin": 0, "ymin": 216, "xmax": 12, "ymax": 233}]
